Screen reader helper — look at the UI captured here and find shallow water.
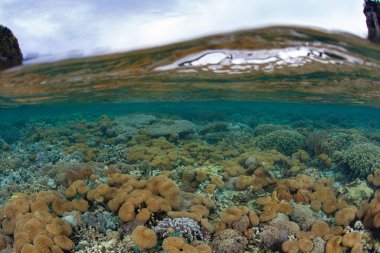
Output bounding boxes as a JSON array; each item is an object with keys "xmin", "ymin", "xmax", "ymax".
[{"xmin": 0, "ymin": 27, "xmax": 380, "ymax": 253}]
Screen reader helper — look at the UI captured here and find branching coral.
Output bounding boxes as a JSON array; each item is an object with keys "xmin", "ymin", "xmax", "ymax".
[{"xmin": 153, "ymin": 217, "xmax": 204, "ymax": 242}]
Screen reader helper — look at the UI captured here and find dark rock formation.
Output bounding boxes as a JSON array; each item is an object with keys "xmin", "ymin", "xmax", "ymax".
[
  {"xmin": 364, "ymin": 0, "xmax": 380, "ymax": 43},
  {"xmin": 0, "ymin": 25, "xmax": 23, "ymax": 70}
]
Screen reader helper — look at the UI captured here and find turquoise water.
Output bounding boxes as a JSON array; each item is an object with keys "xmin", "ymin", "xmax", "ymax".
[{"xmin": 0, "ymin": 100, "xmax": 379, "ymax": 252}]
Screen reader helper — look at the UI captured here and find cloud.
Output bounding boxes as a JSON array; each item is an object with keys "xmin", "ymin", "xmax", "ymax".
[{"xmin": 0, "ymin": 0, "xmax": 368, "ymax": 61}]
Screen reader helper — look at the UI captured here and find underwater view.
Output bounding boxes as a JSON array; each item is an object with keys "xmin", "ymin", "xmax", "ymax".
[{"xmin": 1, "ymin": 2, "xmax": 380, "ymax": 253}]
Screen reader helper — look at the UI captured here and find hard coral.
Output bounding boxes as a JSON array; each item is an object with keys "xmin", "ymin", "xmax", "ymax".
[
  {"xmin": 261, "ymin": 226, "xmax": 289, "ymax": 250},
  {"xmin": 211, "ymin": 229, "xmax": 247, "ymax": 253},
  {"xmin": 253, "ymin": 124, "xmax": 291, "ymax": 137},
  {"xmin": 153, "ymin": 217, "xmax": 204, "ymax": 242},
  {"xmin": 256, "ymin": 130, "xmax": 305, "ymax": 156},
  {"xmin": 261, "ymin": 213, "xmax": 300, "ymax": 251},
  {"xmin": 311, "ymin": 237, "xmax": 326, "ymax": 253},
  {"xmin": 290, "ymin": 203, "xmax": 317, "ymax": 231},
  {"xmin": 341, "ymin": 142, "xmax": 380, "ymax": 177}
]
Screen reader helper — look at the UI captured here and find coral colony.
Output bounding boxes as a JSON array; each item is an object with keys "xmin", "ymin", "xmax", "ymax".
[{"xmin": 0, "ymin": 111, "xmax": 379, "ymax": 253}]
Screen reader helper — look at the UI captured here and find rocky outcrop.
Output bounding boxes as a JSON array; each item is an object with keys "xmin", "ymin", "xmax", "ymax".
[
  {"xmin": 364, "ymin": 0, "xmax": 380, "ymax": 43},
  {"xmin": 0, "ymin": 25, "xmax": 23, "ymax": 71}
]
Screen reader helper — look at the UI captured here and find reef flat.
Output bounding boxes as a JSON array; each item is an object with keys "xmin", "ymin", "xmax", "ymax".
[{"xmin": 0, "ymin": 101, "xmax": 379, "ymax": 253}]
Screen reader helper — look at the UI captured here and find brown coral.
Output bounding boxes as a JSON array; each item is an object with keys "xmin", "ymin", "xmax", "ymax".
[
  {"xmin": 131, "ymin": 226, "xmax": 157, "ymax": 250},
  {"xmin": 0, "ymin": 236, "xmax": 7, "ymax": 250},
  {"xmin": 367, "ymin": 169, "xmax": 380, "ymax": 187},
  {"xmin": 65, "ymin": 180, "xmax": 89, "ymax": 199},
  {"xmin": 311, "ymin": 220, "xmax": 330, "ymax": 237},
  {"xmin": 298, "ymin": 238, "xmax": 313, "ymax": 253},
  {"xmin": 341, "ymin": 232, "xmax": 361, "ymax": 248},
  {"xmin": 162, "ymin": 237, "xmax": 197, "ymax": 253},
  {"xmin": 335, "ymin": 207, "xmax": 356, "ymax": 227},
  {"xmin": 282, "ymin": 240, "xmax": 299, "ymax": 253},
  {"xmin": 71, "ymin": 198, "xmax": 89, "ymax": 212},
  {"xmin": 53, "ymin": 235, "xmax": 74, "ymax": 250},
  {"xmin": 325, "ymin": 236, "xmax": 342, "ymax": 253},
  {"xmin": 351, "ymin": 242, "xmax": 363, "ymax": 253}
]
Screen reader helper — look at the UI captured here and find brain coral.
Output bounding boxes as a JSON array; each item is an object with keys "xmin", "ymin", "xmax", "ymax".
[
  {"xmin": 261, "ymin": 213, "xmax": 300, "ymax": 250},
  {"xmin": 256, "ymin": 130, "xmax": 305, "ymax": 156},
  {"xmin": 290, "ymin": 203, "xmax": 317, "ymax": 231},
  {"xmin": 211, "ymin": 229, "xmax": 248, "ymax": 253}
]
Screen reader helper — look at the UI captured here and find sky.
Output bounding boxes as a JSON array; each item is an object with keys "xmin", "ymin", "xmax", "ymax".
[{"xmin": 0, "ymin": 0, "xmax": 367, "ymax": 61}]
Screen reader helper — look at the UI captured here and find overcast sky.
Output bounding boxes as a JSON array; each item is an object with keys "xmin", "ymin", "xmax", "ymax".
[{"xmin": 0, "ymin": 0, "xmax": 367, "ymax": 60}]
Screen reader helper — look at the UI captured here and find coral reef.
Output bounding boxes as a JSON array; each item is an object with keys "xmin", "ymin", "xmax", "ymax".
[
  {"xmin": 153, "ymin": 217, "xmax": 204, "ymax": 242},
  {"xmin": 0, "ymin": 113, "xmax": 379, "ymax": 253},
  {"xmin": 81, "ymin": 210, "xmax": 119, "ymax": 234},
  {"xmin": 211, "ymin": 229, "xmax": 248, "ymax": 253},
  {"xmin": 256, "ymin": 130, "xmax": 305, "ymax": 156},
  {"xmin": 340, "ymin": 142, "xmax": 380, "ymax": 177}
]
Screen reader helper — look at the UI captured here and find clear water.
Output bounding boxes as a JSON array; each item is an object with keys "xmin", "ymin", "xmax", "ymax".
[{"xmin": 1, "ymin": 27, "xmax": 380, "ymax": 252}]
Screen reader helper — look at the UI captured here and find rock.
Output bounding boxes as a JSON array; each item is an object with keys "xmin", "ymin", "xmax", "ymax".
[
  {"xmin": 364, "ymin": 0, "xmax": 380, "ymax": 43},
  {"xmin": 0, "ymin": 25, "xmax": 22, "ymax": 70},
  {"xmin": 245, "ymin": 156, "xmax": 259, "ymax": 169},
  {"xmin": 143, "ymin": 119, "xmax": 196, "ymax": 137}
]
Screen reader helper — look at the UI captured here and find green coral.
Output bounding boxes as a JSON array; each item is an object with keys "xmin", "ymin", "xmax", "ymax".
[
  {"xmin": 340, "ymin": 142, "xmax": 380, "ymax": 177},
  {"xmin": 322, "ymin": 133, "xmax": 367, "ymax": 156},
  {"xmin": 253, "ymin": 124, "xmax": 291, "ymax": 137},
  {"xmin": 341, "ymin": 179, "xmax": 373, "ymax": 206},
  {"xmin": 256, "ymin": 130, "xmax": 305, "ymax": 156}
]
